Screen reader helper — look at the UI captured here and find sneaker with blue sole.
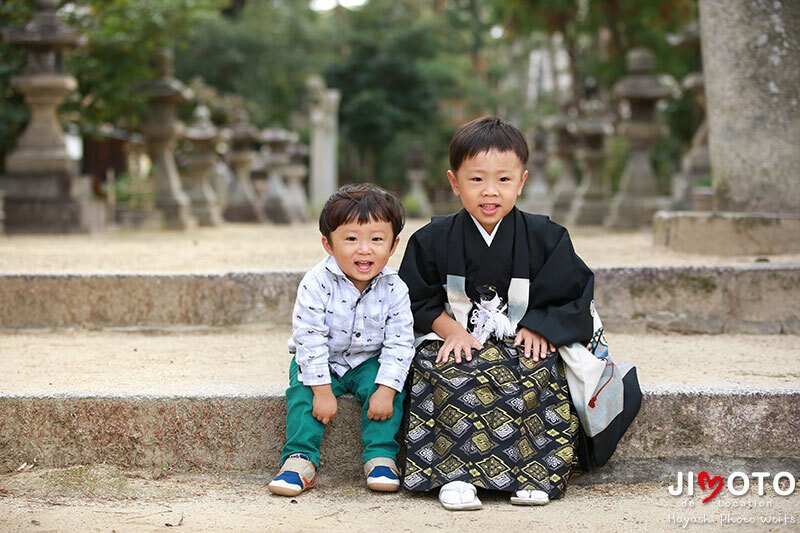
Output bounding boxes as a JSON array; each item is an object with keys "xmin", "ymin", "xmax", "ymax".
[
  {"xmin": 364, "ymin": 457, "xmax": 400, "ymax": 492},
  {"xmin": 268, "ymin": 453, "xmax": 316, "ymax": 497}
]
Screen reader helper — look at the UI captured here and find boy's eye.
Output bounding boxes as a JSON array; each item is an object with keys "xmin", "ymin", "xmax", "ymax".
[
  {"xmin": 499, "ymin": 176, "xmax": 511, "ymax": 182},
  {"xmin": 470, "ymin": 176, "xmax": 482, "ymax": 182},
  {"xmin": 345, "ymin": 236, "xmax": 357, "ymax": 241},
  {"xmin": 372, "ymin": 237, "xmax": 384, "ymax": 242}
]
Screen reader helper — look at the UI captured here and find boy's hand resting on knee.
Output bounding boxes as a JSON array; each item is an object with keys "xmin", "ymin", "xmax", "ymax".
[
  {"xmin": 514, "ymin": 327, "xmax": 556, "ymax": 362},
  {"xmin": 367, "ymin": 385, "xmax": 396, "ymax": 421},
  {"xmin": 311, "ymin": 385, "xmax": 338, "ymax": 424}
]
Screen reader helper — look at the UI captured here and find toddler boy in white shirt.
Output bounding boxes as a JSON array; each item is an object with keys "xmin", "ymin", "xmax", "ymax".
[{"xmin": 268, "ymin": 183, "xmax": 415, "ymax": 497}]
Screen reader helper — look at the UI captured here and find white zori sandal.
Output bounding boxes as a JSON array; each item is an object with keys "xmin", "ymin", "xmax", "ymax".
[
  {"xmin": 438, "ymin": 481, "xmax": 482, "ymax": 511},
  {"xmin": 509, "ymin": 489, "xmax": 550, "ymax": 506}
]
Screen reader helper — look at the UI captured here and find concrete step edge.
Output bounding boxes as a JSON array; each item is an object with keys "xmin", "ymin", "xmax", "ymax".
[
  {"xmin": 2, "ymin": 264, "xmax": 799, "ymax": 333},
  {"xmin": 1, "ymin": 388, "xmax": 797, "ymax": 477}
]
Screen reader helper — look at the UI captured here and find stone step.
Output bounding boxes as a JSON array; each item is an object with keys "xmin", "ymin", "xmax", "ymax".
[
  {"xmin": 2, "ymin": 263, "xmax": 799, "ymax": 333},
  {"xmin": 1, "ymin": 328, "xmax": 797, "ymax": 479}
]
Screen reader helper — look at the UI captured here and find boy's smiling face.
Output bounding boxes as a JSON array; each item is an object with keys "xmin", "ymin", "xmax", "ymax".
[
  {"xmin": 447, "ymin": 149, "xmax": 528, "ymax": 234},
  {"xmin": 322, "ymin": 218, "xmax": 400, "ymax": 292}
]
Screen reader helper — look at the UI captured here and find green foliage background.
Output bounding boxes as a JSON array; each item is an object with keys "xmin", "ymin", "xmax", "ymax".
[{"xmin": 1, "ymin": 0, "xmax": 698, "ymax": 194}]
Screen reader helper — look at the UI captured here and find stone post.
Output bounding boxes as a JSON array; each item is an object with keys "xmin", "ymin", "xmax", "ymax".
[
  {"xmin": 567, "ymin": 101, "xmax": 613, "ymax": 226},
  {"xmin": 701, "ymin": 0, "xmax": 799, "ymax": 213},
  {"xmin": 261, "ymin": 126, "xmax": 294, "ymax": 224},
  {"xmin": 544, "ymin": 104, "xmax": 578, "ymax": 224},
  {"xmin": 668, "ymin": 22, "xmax": 711, "ymax": 210},
  {"xmin": 181, "ymin": 106, "xmax": 223, "ymax": 226},
  {"xmin": 141, "ymin": 49, "xmax": 196, "ymax": 230},
  {"xmin": 605, "ymin": 48, "xmax": 672, "ymax": 228},
  {"xmin": 403, "ymin": 143, "xmax": 432, "ymax": 219},
  {"xmin": 224, "ymin": 110, "xmax": 265, "ymax": 222},
  {"xmin": 653, "ymin": 1, "xmax": 800, "ymax": 255},
  {"xmin": 520, "ymin": 127, "xmax": 552, "ymax": 216},
  {"xmin": 0, "ymin": 0, "xmax": 105, "ymax": 233},
  {"xmin": 209, "ymin": 129, "xmax": 234, "ymax": 210},
  {"xmin": 284, "ymin": 141, "xmax": 310, "ymax": 223},
  {"xmin": 307, "ymin": 75, "xmax": 340, "ymax": 209}
]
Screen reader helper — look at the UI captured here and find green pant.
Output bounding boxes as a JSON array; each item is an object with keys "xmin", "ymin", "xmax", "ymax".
[{"xmin": 281, "ymin": 356, "xmax": 406, "ymax": 468}]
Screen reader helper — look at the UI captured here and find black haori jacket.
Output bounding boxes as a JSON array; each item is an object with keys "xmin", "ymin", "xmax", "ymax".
[{"xmin": 399, "ymin": 207, "xmax": 641, "ymax": 469}]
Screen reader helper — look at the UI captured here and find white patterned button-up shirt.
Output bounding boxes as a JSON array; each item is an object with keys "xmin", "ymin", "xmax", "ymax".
[{"xmin": 287, "ymin": 255, "xmax": 415, "ymax": 392}]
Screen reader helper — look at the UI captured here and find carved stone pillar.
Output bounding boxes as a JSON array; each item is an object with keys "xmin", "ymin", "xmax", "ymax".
[{"xmin": 182, "ymin": 106, "xmax": 223, "ymax": 226}]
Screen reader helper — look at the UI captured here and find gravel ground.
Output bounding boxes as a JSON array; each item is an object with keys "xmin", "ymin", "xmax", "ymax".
[{"xmin": 0, "ymin": 466, "xmax": 797, "ymax": 532}]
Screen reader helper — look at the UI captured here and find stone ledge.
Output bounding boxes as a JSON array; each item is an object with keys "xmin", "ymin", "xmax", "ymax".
[
  {"xmin": 1, "ymin": 387, "xmax": 797, "ymax": 480},
  {"xmin": 653, "ymin": 211, "xmax": 800, "ymax": 255},
  {"xmin": 1, "ymin": 264, "xmax": 799, "ymax": 333}
]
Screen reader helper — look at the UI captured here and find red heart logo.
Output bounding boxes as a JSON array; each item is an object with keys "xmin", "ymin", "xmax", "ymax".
[{"xmin": 697, "ymin": 471, "xmax": 723, "ymax": 503}]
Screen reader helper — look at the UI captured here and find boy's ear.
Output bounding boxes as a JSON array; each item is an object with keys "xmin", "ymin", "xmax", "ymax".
[
  {"xmin": 388, "ymin": 235, "xmax": 400, "ymax": 256},
  {"xmin": 446, "ymin": 170, "xmax": 461, "ymax": 196},
  {"xmin": 516, "ymin": 169, "xmax": 529, "ymax": 196},
  {"xmin": 321, "ymin": 235, "xmax": 334, "ymax": 255}
]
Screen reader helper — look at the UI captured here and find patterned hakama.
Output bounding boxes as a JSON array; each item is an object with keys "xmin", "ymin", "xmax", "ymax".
[{"xmin": 402, "ymin": 340, "xmax": 580, "ymax": 499}]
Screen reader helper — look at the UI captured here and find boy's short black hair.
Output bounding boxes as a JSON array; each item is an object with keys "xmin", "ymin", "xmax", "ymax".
[
  {"xmin": 319, "ymin": 183, "xmax": 405, "ymax": 241},
  {"xmin": 449, "ymin": 116, "xmax": 529, "ymax": 171}
]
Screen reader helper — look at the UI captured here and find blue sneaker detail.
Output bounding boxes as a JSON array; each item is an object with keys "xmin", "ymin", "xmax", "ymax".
[
  {"xmin": 367, "ymin": 466, "xmax": 399, "ymax": 481},
  {"xmin": 365, "ymin": 461, "xmax": 400, "ymax": 492},
  {"xmin": 273, "ymin": 470, "xmax": 303, "ymax": 488}
]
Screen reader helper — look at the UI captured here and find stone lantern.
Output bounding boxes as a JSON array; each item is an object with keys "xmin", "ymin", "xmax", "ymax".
[
  {"xmin": 605, "ymin": 48, "xmax": 672, "ymax": 228},
  {"xmin": 544, "ymin": 102, "xmax": 578, "ymax": 224},
  {"xmin": 224, "ymin": 109, "xmax": 265, "ymax": 222},
  {"xmin": 521, "ymin": 126, "xmax": 552, "ymax": 216},
  {"xmin": 140, "ymin": 48, "xmax": 197, "ymax": 230},
  {"xmin": 182, "ymin": 105, "xmax": 223, "ymax": 226},
  {"xmin": 284, "ymin": 141, "xmax": 310, "ymax": 223},
  {"xmin": 567, "ymin": 101, "xmax": 613, "ymax": 226},
  {"xmin": 261, "ymin": 125, "xmax": 294, "ymax": 224},
  {"xmin": 0, "ymin": 0, "xmax": 105, "ymax": 233}
]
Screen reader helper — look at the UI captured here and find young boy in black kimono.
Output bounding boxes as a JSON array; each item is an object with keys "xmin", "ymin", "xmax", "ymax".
[{"xmin": 399, "ymin": 116, "xmax": 595, "ymax": 511}]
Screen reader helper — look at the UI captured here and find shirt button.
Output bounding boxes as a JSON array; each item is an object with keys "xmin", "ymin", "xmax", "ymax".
[{"xmin": 355, "ymin": 332, "xmax": 361, "ymax": 338}]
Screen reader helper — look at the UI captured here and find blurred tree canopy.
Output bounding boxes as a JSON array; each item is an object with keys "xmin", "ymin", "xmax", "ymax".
[{"xmin": 1, "ymin": 0, "xmax": 700, "ymax": 191}]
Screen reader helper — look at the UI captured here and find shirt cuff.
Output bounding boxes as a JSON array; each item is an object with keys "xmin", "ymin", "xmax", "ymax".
[
  {"xmin": 375, "ymin": 364, "xmax": 409, "ymax": 393},
  {"xmin": 298, "ymin": 362, "xmax": 331, "ymax": 386}
]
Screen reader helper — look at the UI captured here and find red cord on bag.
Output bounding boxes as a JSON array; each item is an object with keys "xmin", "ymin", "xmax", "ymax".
[{"xmin": 588, "ymin": 360, "xmax": 615, "ymax": 408}]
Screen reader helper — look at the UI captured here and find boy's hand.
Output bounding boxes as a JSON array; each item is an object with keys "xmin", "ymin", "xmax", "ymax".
[
  {"xmin": 367, "ymin": 385, "xmax": 396, "ymax": 421},
  {"xmin": 514, "ymin": 327, "xmax": 556, "ymax": 362},
  {"xmin": 311, "ymin": 385, "xmax": 338, "ymax": 424},
  {"xmin": 438, "ymin": 329, "xmax": 483, "ymax": 364}
]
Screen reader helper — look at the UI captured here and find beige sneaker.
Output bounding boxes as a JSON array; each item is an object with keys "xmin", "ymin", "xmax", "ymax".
[
  {"xmin": 268, "ymin": 453, "xmax": 316, "ymax": 496},
  {"xmin": 364, "ymin": 457, "xmax": 400, "ymax": 492}
]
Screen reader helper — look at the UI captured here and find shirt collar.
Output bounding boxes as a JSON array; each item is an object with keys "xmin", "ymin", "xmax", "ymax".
[{"xmin": 469, "ymin": 214, "xmax": 502, "ymax": 246}]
